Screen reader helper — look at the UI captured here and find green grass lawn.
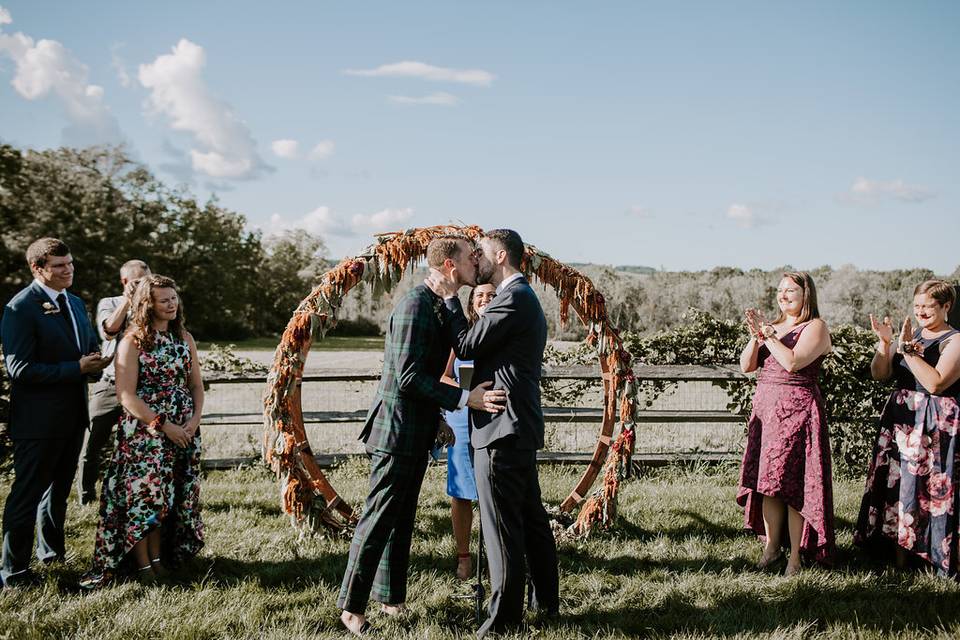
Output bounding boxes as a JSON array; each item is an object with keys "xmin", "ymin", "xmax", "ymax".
[
  {"xmin": 197, "ymin": 335, "xmax": 385, "ymax": 352},
  {"xmin": 2, "ymin": 463, "xmax": 960, "ymax": 639}
]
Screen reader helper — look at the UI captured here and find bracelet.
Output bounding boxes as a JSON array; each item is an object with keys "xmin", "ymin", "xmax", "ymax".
[
  {"xmin": 761, "ymin": 324, "xmax": 776, "ymax": 339},
  {"xmin": 898, "ymin": 341, "xmax": 924, "ymax": 357},
  {"xmin": 148, "ymin": 413, "xmax": 166, "ymax": 434}
]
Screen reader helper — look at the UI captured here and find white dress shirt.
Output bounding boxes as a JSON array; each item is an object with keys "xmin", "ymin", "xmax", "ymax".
[{"xmin": 34, "ymin": 279, "xmax": 80, "ymax": 351}]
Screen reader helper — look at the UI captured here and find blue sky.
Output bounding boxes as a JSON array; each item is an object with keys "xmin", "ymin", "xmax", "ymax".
[{"xmin": 1, "ymin": 1, "xmax": 957, "ymax": 272}]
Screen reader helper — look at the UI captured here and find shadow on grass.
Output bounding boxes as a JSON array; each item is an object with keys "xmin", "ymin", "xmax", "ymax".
[
  {"xmin": 202, "ymin": 499, "xmax": 282, "ymax": 519},
  {"xmin": 612, "ymin": 509, "xmax": 749, "ymax": 543},
  {"xmin": 559, "ymin": 577, "xmax": 960, "ymax": 636}
]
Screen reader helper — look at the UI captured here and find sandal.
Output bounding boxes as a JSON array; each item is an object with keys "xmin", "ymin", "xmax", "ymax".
[
  {"xmin": 755, "ymin": 550, "xmax": 784, "ymax": 570},
  {"xmin": 151, "ymin": 558, "xmax": 169, "ymax": 578},
  {"xmin": 135, "ymin": 565, "xmax": 157, "ymax": 586}
]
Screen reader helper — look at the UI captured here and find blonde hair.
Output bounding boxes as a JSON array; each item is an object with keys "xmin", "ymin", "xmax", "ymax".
[
  {"xmin": 128, "ymin": 274, "xmax": 186, "ymax": 351},
  {"xmin": 426, "ymin": 235, "xmax": 468, "ymax": 268},
  {"xmin": 773, "ymin": 271, "xmax": 821, "ymax": 324},
  {"xmin": 914, "ymin": 279, "xmax": 956, "ymax": 312}
]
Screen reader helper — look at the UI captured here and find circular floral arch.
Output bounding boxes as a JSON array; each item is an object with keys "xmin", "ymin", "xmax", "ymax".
[{"xmin": 263, "ymin": 225, "xmax": 639, "ymax": 536}]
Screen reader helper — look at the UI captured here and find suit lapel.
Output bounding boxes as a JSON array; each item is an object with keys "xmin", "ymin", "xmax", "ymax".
[
  {"xmin": 485, "ymin": 275, "xmax": 526, "ymax": 313},
  {"xmin": 29, "ymin": 282, "xmax": 81, "ymax": 355}
]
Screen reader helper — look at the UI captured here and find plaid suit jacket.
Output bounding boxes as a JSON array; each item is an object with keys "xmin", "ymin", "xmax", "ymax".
[{"xmin": 360, "ymin": 284, "xmax": 462, "ymax": 456}]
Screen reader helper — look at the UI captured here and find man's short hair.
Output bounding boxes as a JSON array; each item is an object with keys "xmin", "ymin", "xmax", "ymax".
[
  {"xmin": 426, "ymin": 235, "xmax": 468, "ymax": 268},
  {"xmin": 120, "ymin": 259, "xmax": 151, "ymax": 280},
  {"xmin": 483, "ymin": 229, "xmax": 524, "ymax": 269},
  {"xmin": 26, "ymin": 238, "xmax": 70, "ymax": 269}
]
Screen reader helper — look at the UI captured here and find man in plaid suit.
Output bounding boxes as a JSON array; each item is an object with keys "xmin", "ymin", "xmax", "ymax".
[{"xmin": 339, "ymin": 235, "xmax": 506, "ymax": 636}]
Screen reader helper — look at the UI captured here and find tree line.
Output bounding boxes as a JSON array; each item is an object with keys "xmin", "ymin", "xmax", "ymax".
[
  {"xmin": 1, "ymin": 143, "xmax": 957, "ymax": 341},
  {"xmin": 0, "ymin": 144, "xmax": 328, "ymax": 339}
]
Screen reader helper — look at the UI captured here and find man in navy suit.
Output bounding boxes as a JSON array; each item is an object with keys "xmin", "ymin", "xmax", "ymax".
[{"xmin": 0, "ymin": 238, "xmax": 106, "ymax": 587}]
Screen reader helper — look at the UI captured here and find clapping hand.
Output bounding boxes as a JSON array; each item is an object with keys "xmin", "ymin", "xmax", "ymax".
[
  {"xmin": 869, "ymin": 314, "xmax": 894, "ymax": 345},
  {"xmin": 899, "ymin": 315, "xmax": 914, "ymax": 345},
  {"xmin": 744, "ymin": 308, "xmax": 765, "ymax": 339}
]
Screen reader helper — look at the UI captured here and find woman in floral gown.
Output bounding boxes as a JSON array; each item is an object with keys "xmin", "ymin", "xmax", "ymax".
[
  {"xmin": 82, "ymin": 275, "xmax": 204, "ymax": 586},
  {"xmin": 737, "ymin": 272, "xmax": 835, "ymax": 576},
  {"xmin": 855, "ymin": 280, "xmax": 960, "ymax": 576}
]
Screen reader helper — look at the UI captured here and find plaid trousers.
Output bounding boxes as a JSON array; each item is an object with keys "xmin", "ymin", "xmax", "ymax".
[{"xmin": 338, "ymin": 449, "xmax": 430, "ymax": 613}]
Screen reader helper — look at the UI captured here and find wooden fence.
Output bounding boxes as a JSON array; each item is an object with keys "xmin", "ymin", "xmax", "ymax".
[{"xmin": 199, "ymin": 364, "xmax": 750, "ymax": 470}]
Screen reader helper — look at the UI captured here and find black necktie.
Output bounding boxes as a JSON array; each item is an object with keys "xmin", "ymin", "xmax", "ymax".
[{"xmin": 56, "ymin": 293, "xmax": 79, "ymax": 349}]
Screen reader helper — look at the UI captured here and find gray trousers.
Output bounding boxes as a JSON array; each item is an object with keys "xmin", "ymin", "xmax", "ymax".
[
  {"xmin": 474, "ymin": 444, "xmax": 559, "ymax": 638},
  {"xmin": 77, "ymin": 379, "xmax": 120, "ymax": 504}
]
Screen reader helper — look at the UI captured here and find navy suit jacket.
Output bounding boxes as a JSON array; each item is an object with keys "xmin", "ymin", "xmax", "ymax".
[
  {"xmin": 445, "ymin": 276, "xmax": 547, "ymax": 450},
  {"xmin": 1, "ymin": 282, "xmax": 99, "ymax": 439}
]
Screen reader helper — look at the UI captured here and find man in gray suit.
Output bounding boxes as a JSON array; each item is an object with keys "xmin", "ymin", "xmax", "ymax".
[{"xmin": 432, "ymin": 229, "xmax": 560, "ymax": 637}]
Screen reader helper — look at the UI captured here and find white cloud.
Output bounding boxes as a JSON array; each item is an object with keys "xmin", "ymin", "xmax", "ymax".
[
  {"xmin": 308, "ymin": 140, "xmax": 335, "ymax": 161},
  {"xmin": 269, "ymin": 207, "xmax": 350, "ymax": 237},
  {"xmin": 726, "ymin": 204, "xmax": 757, "ymax": 228},
  {"xmin": 0, "ymin": 7, "xmax": 122, "ymax": 145},
  {"xmin": 842, "ymin": 177, "xmax": 935, "ymax": 204},
  {"xmin": 350, "ymin": 208, "xmax": 414, "ymax": 233},
  {"xmin": 269, "ymin": 206, "xmax": 414, "ymax": 239},
  {"xmin": 344, "ymin": 61, "xmax": 495, "ymax": 87},
  {"xmin": 138, "ymin": 38, "xmax": 268, "ymax": 180},
  {"xmin": 271, "ymin": 138, "xmax": 299, "ymax": 159},
  {"xmin": 388, "ymin": 92, "xmax": 459, "ymax": 106}
]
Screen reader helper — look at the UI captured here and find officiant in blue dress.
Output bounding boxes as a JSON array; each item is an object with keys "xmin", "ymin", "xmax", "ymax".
[{"xmin": 441, "ymin": 283, "xmax": 495, "ymax": 580}]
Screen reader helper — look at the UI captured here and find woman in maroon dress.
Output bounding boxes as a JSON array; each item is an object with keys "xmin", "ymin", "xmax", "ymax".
[{"xmin": 737, "ymin": 271, "xmax": 835, "ymax": 576}]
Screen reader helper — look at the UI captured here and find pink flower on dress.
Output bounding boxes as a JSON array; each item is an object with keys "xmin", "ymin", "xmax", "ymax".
[
  {"xmin": 898, "ymin": 506, "xmax": 917, "ymax": 549},
  {"xmin": 882, "ymin": 502, "xmax": 900, "ymax": 538},
  {"xmin": 867, "ymin": 505, "xmax": 879, "ymax": 529},
  {"xmin": 908, "ymin": 447, "xmax": 935, "ymax": 477},
  {"xmin": 896, "ymin": 425, "xmax": 924, "ymax": 461},
  {"xmin": 876, "ymin": 428, "xmax": 894, "ymax": 454},
  {"xmin": 935, "ymin": 397, "xmax": 960, "ymax": 435},
  {"xmin": 904, "ymin": 391, "xmax": 927, "ymax": 412},
  {"xmin": 887, "ymin": 458, "xmax": 901, "ymax": 489},
  {"xmin": 926, "ymin": 471, "xmax": 954, "ymax": 517}
]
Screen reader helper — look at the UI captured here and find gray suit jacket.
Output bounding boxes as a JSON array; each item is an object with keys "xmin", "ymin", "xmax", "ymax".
[{"xmin": 445, "ymin": 276, "xmax": 547, "ymax": 450}]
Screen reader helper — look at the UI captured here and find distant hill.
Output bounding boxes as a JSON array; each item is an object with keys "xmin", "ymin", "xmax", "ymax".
[{"xmin": 567, "ymin": 263, "xmax": 656, "ymax": 275}]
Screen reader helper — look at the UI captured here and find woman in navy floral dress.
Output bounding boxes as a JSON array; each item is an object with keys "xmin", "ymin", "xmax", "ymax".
[
  {"xmin": 82, "ymin": 275, "xmax": 204, "ymax": 587},
  {"xmin": 855, "ymin": 280, "xmax": 960, "ymax": 576},
  {"xmin": 737, "ymin": 272, "xmax": 835, "ymax": 576}
]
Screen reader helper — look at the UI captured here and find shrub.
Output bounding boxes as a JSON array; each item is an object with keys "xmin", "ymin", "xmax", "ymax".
[{"xmin": 616, "ymin": 309, "xmax": 889, "ymax": 478}]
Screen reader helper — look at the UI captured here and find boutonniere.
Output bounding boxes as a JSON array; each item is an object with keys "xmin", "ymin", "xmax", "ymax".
[
  {"xmin": 432, "ymin": 297, "xmax": 445, "ymax": 324},
  {"xmin": 41, "ymin": 301, "xmax": 60, "ymax": 315}
]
